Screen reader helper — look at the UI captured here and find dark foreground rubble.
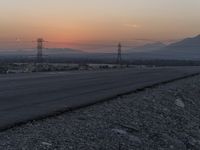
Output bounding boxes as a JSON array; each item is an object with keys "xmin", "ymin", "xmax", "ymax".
[{"xmin": 1, "ymin": 75, "xmax": 200, "ymax": 150}]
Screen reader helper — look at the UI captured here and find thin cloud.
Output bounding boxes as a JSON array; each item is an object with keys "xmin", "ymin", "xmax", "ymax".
[{"xmin": 124, "ymin": 24, "xmax": 140, "ymax": 28}]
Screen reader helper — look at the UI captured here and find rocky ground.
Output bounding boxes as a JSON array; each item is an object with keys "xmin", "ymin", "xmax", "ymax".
[{"xmin": 0, "ymin": 75, "xmax": 200, "ymax": 150}]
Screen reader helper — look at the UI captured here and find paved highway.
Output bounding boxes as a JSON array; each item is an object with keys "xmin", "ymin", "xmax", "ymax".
[{"xmin": 0, "ymin": 67, "xmax": 200, "ymax": 130}]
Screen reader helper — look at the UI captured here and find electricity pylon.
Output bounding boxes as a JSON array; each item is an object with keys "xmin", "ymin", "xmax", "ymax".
[
  {"xmin": 117, "ymin": 42, "xmax": 122, "ymax": 64},
  {"xmin": 37, "ymin": 38, "xmax": 45, "ymax": 63}
]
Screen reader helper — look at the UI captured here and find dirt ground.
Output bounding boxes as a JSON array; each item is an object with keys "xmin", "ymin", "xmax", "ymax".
[{"xmin": 0, "ymin": 75, "xmax": 200, "ymax": 150}]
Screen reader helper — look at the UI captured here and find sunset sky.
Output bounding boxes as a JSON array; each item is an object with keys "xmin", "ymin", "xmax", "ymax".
[{"xmin": 0, "ymin": 0, "xmax": 200, "ymax": 52}]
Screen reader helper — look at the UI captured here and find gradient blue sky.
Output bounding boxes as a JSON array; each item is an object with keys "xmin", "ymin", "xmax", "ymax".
[{"xmin": 0, "ymin": 0, "xmax": 199, "ymax": 51}]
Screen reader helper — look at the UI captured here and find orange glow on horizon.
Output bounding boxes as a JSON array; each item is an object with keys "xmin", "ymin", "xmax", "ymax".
[{"xmin": 0, "ymin": 0, "xmax": 200, "ymax": 52}]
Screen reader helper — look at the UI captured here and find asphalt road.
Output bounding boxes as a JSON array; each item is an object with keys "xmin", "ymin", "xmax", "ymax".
[{"xmin": 0, "ymin": 67, "xmax": 200, "ymax": 130}]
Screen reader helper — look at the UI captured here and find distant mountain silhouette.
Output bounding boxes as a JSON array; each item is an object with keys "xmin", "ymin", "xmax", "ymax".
[
  {"xmin": 1, "ymin": 35, "xmax": 200, "ymax": 60},
  {"xmin": 44, "ymin": 48, "xmax": 85, "ymax": 55},
  {"xmin": 0, "ymin": 48, "xmax": 85, "ymax": 56},
  {"xmin": 151, "ymin": 34, "xmax": 200, "ymax": 59},
  {"xmin": 126, "ymin": 42, "xmax": 166, "ymax": 53},
  {"xmin": 167, "ymin": 34, "xmax": 200, "ymax": 48},
  {"xmin": 126, "ymin": 34, "xmax": 200, "ymax": 60}
]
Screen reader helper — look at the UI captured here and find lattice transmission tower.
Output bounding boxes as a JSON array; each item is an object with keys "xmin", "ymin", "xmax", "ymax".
[
  {"xmin": 37, "ymin": 38, "xmax": 45, "ymax": 63},
  {"xmin": 117, "ymin": 42, "xmax": 122, "ymax": 64}
]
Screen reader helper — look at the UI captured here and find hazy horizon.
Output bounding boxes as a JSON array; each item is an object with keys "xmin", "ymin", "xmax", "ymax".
[{"xmin": 0, "ymin": 0, "xmax": 200, "ymax": 52}]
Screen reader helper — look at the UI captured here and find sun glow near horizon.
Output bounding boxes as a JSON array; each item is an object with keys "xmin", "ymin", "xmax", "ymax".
[{"xmin": 0, "ymin": 0, "xmax": 200, "ymax": 52}]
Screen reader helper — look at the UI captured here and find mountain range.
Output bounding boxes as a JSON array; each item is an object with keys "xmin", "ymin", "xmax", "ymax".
[
  {"xmin": 126, "ymin": 42, "xmax": 166, "ymax": 53},
  {"xmin": 126, "ymin": 34, "xmax": 200, "ymax": 60},
  {"xmin": 0, "ymin": 48, "xmax": 84, "ymax": 56},
  {"xmin": 0, "ymin": 34, "xmax": 200, "ymax": 60}
]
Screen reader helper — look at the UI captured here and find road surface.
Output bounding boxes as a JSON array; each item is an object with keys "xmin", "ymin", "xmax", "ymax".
[{"xmin": 0, "ymin": 67, "xmax": 200, "ymax": 130}]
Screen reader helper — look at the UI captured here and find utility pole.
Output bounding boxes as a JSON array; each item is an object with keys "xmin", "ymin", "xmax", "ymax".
[
  {"xmin": 117, "ymin": 42, "xmax": 122, "ymax": 65},
  {"xmin": 37, "ymin": 38, "xmax": 44, "ymax": 63}
]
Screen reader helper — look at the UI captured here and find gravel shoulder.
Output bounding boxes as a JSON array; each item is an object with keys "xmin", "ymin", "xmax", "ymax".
[{"xmin": 1, "ymin": 75, "xmax": 200, "ymax": 150}]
